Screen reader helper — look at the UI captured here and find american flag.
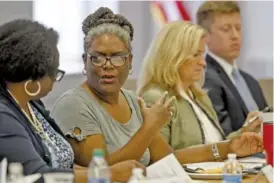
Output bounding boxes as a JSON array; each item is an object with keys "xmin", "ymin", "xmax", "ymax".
[{"xmin": 150, "ymin": 1, "xmax": 191, "ymax": 26}]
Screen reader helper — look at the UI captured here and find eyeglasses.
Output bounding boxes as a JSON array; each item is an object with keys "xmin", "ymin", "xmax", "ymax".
[
  {"xmin": 87, "ymin": 53, "xmax": 130, "ymax": 67},
  {"xmin": 55, "ymin": 69, "xmax": 65, "ymax": 82}
]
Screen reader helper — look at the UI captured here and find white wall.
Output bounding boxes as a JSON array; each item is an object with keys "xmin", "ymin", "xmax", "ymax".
[
  {"xmin": 0, "ymin": 1, "xmax": 32, "ymax": 24},
  {"xmin": 237, "ymin": 1, "xmax": 273, "ymax": 79},
  {"xmin": 120, "ymin": 1, "xmax": 155, "ymax": 79}
]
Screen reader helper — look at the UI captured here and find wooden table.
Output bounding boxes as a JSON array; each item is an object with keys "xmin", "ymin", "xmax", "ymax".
[{"xmin": 194, "ymin": 175, "xmax": 269, "ymax": 183}]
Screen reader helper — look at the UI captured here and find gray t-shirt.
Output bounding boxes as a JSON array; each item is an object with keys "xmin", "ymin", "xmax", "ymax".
[{"xmin": 50, "ymin": 86, "xmax": 150, "ymax": 166}]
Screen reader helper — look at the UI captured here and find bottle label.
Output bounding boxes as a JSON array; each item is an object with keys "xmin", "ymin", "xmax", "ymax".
[
  {"xmin": 223, "ymin": 174, "xmax": 242, "ymax": 183},
  {"xmin": 88, "ymin": 178, "xmax": 110, "ymax": 183}
]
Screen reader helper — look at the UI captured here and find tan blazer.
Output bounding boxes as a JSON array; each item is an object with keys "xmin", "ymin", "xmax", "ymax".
[{"xmin": 141, "ymin": 86, "xmax": 241, "ymax": 150}]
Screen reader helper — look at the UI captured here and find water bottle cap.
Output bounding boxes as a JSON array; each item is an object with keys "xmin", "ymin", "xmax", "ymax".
[
  {"xmin": 227, "ymin": 153, "xmax": 237, "ymax": 159},
  {"xmin": 132, "ymin": 168, "xmax": 144, "ymax": 175},
  {"xmin": 93, "ymin": 149, "xmax": 104, "ymax": 157},
  {"xmin": 8, "ymin": 163, "xmax": 23, "ymax": 173}
]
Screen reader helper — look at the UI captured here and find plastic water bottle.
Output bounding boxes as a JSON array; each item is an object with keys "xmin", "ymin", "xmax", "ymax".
[
  {"xmin": 88, "ymin": 149, "xmax": 111, "ymax": 183},
  {"xmin": 222, "ymin": 153, "xmax": 242, "ymax": 183},
  {"xmin": 7, "ymin": 163, "xmax": 24, "ymax": 183},
  {"xmin": 127, "ymin": 168, "xmax": 146, "ymax": 183}
]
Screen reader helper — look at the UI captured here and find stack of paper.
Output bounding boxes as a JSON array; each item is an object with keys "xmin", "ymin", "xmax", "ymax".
[
  {"xmin": 0, "ymin": 158, "xmax": 41, "ymax": 183},
  {"xmin": 238, "ymin": 156, "xmax": 266, "ymax": 164},
  {"xmin": 185, "ymin": 161, "xmax": 264, "ymax": 171},
  {"xmin": 262, "ymin": 165, "xmax": 273, "ymax": 183},
  {"xmin": 147, "ymin": 153, "xmax": 191, "ymax": 182},
  {"xmin": 0, "ymin": 158, "xmax": 7, "ymax": 183},
  {"xmin": 146, "ymin": 154, "xmax": 207, "ymax": 183}
]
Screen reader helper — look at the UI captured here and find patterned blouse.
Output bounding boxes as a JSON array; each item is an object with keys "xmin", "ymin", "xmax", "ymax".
[{"xmin": 32, "ymin": 105, "xmax": 74, "ymax": 169}]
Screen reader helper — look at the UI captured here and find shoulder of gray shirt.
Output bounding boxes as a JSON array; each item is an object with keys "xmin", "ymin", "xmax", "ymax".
[{"xmin": 50, "ymin": 87, "xmax": 143, "ymax": 139}]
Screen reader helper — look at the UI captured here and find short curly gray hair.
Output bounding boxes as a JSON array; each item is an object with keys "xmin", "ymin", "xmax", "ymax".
[
  {"xmin": 82, "ymin": 7, "xmax": 134, "ymax": 52},
  {"xmin": 0, "ymin": 19, "xmax": 59, "ymax": 87}
]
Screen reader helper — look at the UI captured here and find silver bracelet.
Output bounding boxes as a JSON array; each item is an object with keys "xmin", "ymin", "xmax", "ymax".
[{"xmin": 212, "ymin": 144, "xmax": 222, "ymax": 161}]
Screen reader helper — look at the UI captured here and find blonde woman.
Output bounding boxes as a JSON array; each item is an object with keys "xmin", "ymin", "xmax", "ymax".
[{"xmin": 137, "ymin": 21, "xmax": 262, "ymax": 150}]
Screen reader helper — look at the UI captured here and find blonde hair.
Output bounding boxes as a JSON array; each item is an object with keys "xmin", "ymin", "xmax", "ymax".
[
  {"xmin": 137, "ymin": 21, "xmax": 206, "ymax": 97},
  {"xmin": 196, "ymin": 1, "xmax": 240, "ymax": 31}
]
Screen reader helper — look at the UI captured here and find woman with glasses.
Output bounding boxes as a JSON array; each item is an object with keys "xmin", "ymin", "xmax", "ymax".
[
  {"xmin": 51, "ymin": 7, "xmax": 263, "ymax": 170},
  {"xmin": 0, "ymin": 19, "xmax": 145, "ymax": 183}
]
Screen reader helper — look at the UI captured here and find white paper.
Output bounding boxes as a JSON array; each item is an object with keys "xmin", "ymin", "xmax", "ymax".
[
  {"xmin": 0, "ymin": 158, "xmax": 7, "ymax": 183},
  {"xmin": 147, "ymin": 154, "xmax": 192, "ymax": 183},
  {"xmin": 22, "ymin": 174, "xmax": 42, "ymax": 183},
  {"xmin": 185, "ymin": 162, "xmax": 223, "ymax": 170},
  {"xmin": 238, "ymin": 156, "xmax": 266, "ymax": 164},
  {"xmin": 43, "ymin": 173, "xmax": 74, "ymax": 183},
  {"xmin": 186, "ymin": 161, "xmax": 264, "ymax": 171},
  {"xmin": 261, "ymin": 112, "xmax": 274, "ymax": 123},
  {"xmin": 262, "ymin": 165, "xmax": 273, "ymax": 183},
  {"xmin": 138, "ymin": 177, "xmax": 207, "ymax": 183},
  {"xmin": 260, "ymin": 112, "xmax": 273, "ymax": 134},
  {"xmin": 139, "ymin": 177, "xmax": 184, "ymax": 183}
]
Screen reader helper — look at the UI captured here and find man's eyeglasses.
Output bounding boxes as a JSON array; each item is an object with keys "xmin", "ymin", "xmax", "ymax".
[
  {"xmin": 55, "ymin": 69, "xmax": 65, "ymax": 82},
  {"xmin": 87, "ymin": 53, "xmax": 130, "ymax": 67}
]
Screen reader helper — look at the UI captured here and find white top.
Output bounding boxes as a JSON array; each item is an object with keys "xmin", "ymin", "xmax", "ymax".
[
  {"xmin": 179, "ymin": 89, "xmax": 223, "ymax": 144},
  {"xmin": 207, "ymin": 51, "xmax": 238, "ymax": 84}
]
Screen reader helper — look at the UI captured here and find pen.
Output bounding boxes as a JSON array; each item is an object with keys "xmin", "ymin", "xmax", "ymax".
[{"xmin": 247, "ymin": 106, "xmax": 272, "ymax": 125}]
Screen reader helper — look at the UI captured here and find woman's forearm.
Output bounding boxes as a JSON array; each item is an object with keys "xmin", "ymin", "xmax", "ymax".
[
  {"xmin": 174, "ymin": 141, "xmax": 230, "ymax": 164},
  {"xmin": 107, "ymin": 124, "xmax": 158, "ymax": 165},
  {"xmin": 74, "ymin": 169, "xmax": 88, "ymax": 183}
]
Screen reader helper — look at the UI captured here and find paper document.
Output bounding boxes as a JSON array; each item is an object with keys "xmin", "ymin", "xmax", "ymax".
[
  {"xmin": 262, "ymin": 165, "xmax": 273, "ymax": 183},
  {"xmin": 139, "ymin": 177, "xmax": 207, "ymax": 183},
  {"xmin": 186, "ymin": 161, "xmax": 264, "ymax": 170},
  {"xmin": 140, "ymin": 177, "xmax": 184, "ymax": 183},
  {"xmin": 147, "ymin": 153, "xmax": 192, "ymax": 182},
  {"xmin": 22, "ymin": 174, "xmax": 42, "ymax": 183},
  {"xmin": 0, "ymin": 158, "xmax": 7, "ymax": 183},
  {"xmin": 238, "ymin": 156, "xmax": 266, "ymax": 164}
]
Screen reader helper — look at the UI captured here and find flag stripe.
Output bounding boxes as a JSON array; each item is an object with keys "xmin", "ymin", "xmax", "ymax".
[
  {"xmin": 175, "ymin": 1, "xmax": 191, "ymax": 21},
  {"xmin": 151, "ymin": 1, "xmax": 168, "ymax": 24},
  {"xmin": 150, "ymin": 1, "xmax": 191, "ymax": 27},
  {"xmin": 163, "ymin": 1, "xmax": 181, "ymax": 22}
]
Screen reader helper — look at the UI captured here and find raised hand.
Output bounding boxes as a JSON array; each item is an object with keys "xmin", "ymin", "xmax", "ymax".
[
  {"xmin": 138, "ymin": 91, "xmax": 176, "ymax": 130},
  {"xmin": 242, "ymin": 111, "xmax": 262, "ymax": 133}
]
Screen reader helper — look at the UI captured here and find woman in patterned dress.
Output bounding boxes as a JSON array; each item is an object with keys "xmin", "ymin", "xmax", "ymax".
[{"xmin": 0, "ymin": 19, "xmax": 144, "ymax": 183}]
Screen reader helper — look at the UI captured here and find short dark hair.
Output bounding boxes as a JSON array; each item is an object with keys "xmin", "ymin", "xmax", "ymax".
[{"xmin": 0, "ymin": 19, "xmax": 59, "ymax": 85}]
